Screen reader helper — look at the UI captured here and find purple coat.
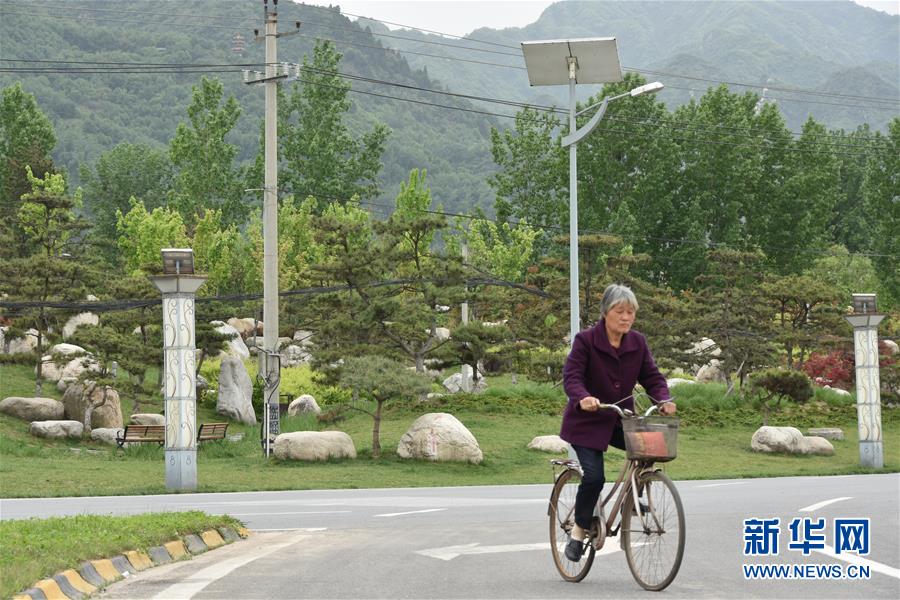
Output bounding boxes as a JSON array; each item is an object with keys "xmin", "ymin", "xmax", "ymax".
[{"xmin": 560, "ymin": 320, "xmax": 670, "ymax": 451}]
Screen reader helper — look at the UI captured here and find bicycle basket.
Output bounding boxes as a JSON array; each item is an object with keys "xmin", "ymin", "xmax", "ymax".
[{"xmin": 622, "ymin": 416, "xmax": 679, "ymax": 462}]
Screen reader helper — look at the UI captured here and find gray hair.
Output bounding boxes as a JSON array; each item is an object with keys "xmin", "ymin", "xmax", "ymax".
[{"xmin": 600, "ymin": 283, "xmax": 639, "ymax": 317}]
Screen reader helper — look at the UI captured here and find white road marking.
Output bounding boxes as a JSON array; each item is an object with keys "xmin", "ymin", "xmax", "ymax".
[
  {"xmin": 798, "ymin": 497, "xmax": 852, "ymax": 512},
  {"xmin": 813, "ymin": 545, "xmax": 900, "ymax": 580},
  {"xmin": 695, "ymin": 482, "xmax": 749, "ymax": 488},
  {"xmin": 418, "ymin": 535, "xmax": 624, "ymax": 561},
  {"xmin": 375, "ymin": 508, "xmax": 447, "ymax": 517},
  {"xmin": 252, "ymin": 527, "xmax": 327, "ymax": 532},
  {"xmin": 152, "ymin": 541, "xmax": 292, "ymax": 598},
  {"xmin": 230, "ymin": 510, "xmax": 351, "ymax": 516}
]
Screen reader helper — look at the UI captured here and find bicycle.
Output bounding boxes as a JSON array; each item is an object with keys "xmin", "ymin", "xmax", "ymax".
[{"xmin": 547, "ymin": 402, "xmax": 685, "ymax": 591}]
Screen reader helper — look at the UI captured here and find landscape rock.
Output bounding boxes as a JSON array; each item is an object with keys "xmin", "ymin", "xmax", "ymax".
[
  {"xmin": 397, "ymin": 412, "xmax": 483, "ymax": 464},
  {"xmin": 666, "ymin": 378, "xmax": 695, "ymax": 388},
  {"xmin": 49, "ymin": 343, "xmax": 86, "ymax": 357},
  {"xmin": 273, "ymin": 431, "xmax": 356, "ymax": 461},
  {"xmin": 30, "ymin": 420, "xmax": 84, "ymax": 439},
  {"xmin": 282, "ymin": 344, "xmax": 312, "ymax": 366},
  {"xmin": 807, "ymin": 427, "xmax": 844, "ymax": 440},
  {"xmin": 822, "ymin": 385, "xmax": 851, "ymax": 397},
  {"xmin": 527, "ymin": 435, "xmax": 569, "ymax": 453},
  {"xmin": 442, "ymin": 372, "xmax": 487, "ymax": 394},
  {"xmin": 211, "ymin": 321, "xmax": 250, "ymax": 359},
  {"xmin": 4, "ymin": 328, "xmax": 42, "ymax": 354},
  {"xmin": 90, "ymin": 427, "xmax": 123, "ymax": 445},
  {"xmin": 434, "ymin": 327, "xmax": 450, "ymax": 341},
  {"xmin": 131, "ymin": 413, "xmax": 165, "ymax": 426},
  {"xmin": 883, "ymin": 339, "xmax": 898, "ymax": 355},
  {"xmin": 0, "ymin": 396, "xmax": 65, "ymax": 421},
  {"xmin": 801, "ymin": 436, "xmax": 835, "ymax": 456},
  {"xmin": 696, "ymin": 359, "xmax": 726, "ymax": 384},
  {"xmin": 62, "ymin": 383, "xmax": 124, "ymax": 429},
  {"xmin": 292, "ymin": 330, "xmax": 314, "ymax": 346},
  {"xmin": 62, "ymin": 312, "xmax": 99, "ymax": 339},
  {"xmin": 227, "ymin": 317, "xmax": 258, "ymax": 339},
  {"xmin": 287, "ymin": 394, "xmax": 321, "ymax": 416},
  {"xmin": 751, "ymin": 426, "xmax": 835, "ymax": 456},
  {"xmin": 217, "ymin": 357, "xmax": 256, "ymax": 425}
]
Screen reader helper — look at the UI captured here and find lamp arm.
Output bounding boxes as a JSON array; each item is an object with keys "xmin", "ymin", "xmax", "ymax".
[{"xmin": 562, "ymin": 99, "xmax": 609, "ymax": 147}]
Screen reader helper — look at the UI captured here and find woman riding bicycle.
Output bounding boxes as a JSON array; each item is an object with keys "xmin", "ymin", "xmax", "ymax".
[{"xmin": 560, "ymin": 283, "xmax": 676, "ymax": 562}]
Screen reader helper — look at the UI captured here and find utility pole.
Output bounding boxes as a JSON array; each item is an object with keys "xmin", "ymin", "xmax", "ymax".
[
  {"xmin": 460, "ymin": 233, "xmax": 472, "ymax": 392},
  {"xmin": 245, "ymin": 0, "xmax": 299, "ymax": 457}
]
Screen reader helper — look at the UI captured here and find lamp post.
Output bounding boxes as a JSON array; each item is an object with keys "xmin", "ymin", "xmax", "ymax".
[
  {"xmin": 844, "ymin": 293, "xmax": 885, "ymax": 469},
  {"xmin": 521, "ymin": 38, "xmax": 662, "ymax": 343},
  {"xmin": 150, "ymin": 248, "xmax": 206, "ymax": 490}
]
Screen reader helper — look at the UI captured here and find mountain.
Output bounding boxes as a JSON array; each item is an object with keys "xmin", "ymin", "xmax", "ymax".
[
  {"xmin": 362, "ymin": 0, "xmax": 899, "ymax": 132},
  {"xmin": 1, "ymin": 0, "xmax": 897, "ymax": 215}
]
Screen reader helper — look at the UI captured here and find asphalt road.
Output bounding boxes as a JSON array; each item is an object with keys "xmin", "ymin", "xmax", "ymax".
[{"xmin": 2, "ymin": 474, "xmax": 898, "ymax": 599}]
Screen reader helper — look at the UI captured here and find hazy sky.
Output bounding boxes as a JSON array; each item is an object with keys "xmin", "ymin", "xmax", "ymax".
[{"xmin": 299, "ymin": 1, "xmax": 899, "ymax": 38}]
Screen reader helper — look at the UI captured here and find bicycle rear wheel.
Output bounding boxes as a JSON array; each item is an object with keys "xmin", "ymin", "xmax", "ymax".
[
  {"xmin": 621, "ymin": 470, "xmax": 685, "ymax": 591},
  {"xmin": 548, "ymin": 468, "xmax": 595, "ymax": 582}
]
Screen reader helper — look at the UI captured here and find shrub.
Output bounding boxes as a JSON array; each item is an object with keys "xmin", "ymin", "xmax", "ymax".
[
  {"xmin": 746, "ymin": 368, "xmax": 814, "ymax": 426},
  {"xmin": 802, "ymin": 351, "xmax": 853, "ymax": 389}
]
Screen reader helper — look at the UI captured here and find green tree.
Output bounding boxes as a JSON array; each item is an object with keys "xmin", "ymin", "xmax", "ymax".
[
  {"xmin": 279, "ymin": 40, "xmax": 389, "ymax": 209},
  {"xmin": 338, "ymin": 355, "xmax": 431, "ymax": 459},
  {"xmin": 860, "ymin": 117, "xmax": 899, "ymax": 304},
  {"xmin": 116, "ymin": 199, "xmax": 188, "ymax": 276},
  {"xmin": 692, "ymin": 249, "xmax": 776, "ymax": 390},
  {"xmin": 80, "ymin": 143, "xmax": 174, "ymax": 261},
  {"xmin": 490, "ymin": 107, "xmax": 566, "ymax": 241},
  {"xmin": 0, "ymin": 83, "xmax": 56, "ymax": 218},
  {"xmin": 763, "ymin": 274, "xmax": 842, "ymax": 369},
  {"xmin": 0, "ymin": 168, "xmax": 94, "ymax": 393},
  {"xmin": 169, "ymin": 77, "xmax": 246, "ymax": 227}
]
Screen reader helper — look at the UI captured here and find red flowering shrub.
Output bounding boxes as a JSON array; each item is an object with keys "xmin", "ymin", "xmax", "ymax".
[{"xmin": 803, "ymin": 351, "xmax": 854, "ymax": 390}]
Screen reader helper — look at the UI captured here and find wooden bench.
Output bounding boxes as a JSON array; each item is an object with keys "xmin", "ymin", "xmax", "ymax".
[
  {"xmin": 197, "ymin": 422, "xmax": 229, "ymax": 443},
  {"xmin": 116, "ymin": 424, "xmax": 164, "ymax": 449}
]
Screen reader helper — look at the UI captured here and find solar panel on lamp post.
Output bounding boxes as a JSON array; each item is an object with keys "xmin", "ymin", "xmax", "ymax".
[{"xmin": 521, "ymin": 38, "xmax": 662, "ymax": 344}]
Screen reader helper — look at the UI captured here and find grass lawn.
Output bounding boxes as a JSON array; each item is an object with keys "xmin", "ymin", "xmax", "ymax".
[{"xmin": 0, "ymin": 512, "xmax": 241, "ymax": 598}]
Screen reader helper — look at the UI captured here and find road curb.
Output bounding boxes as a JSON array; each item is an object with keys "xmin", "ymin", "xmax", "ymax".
[{"xmin": 13, "ymin": 526, "xmax": 250, "ymax": 599}]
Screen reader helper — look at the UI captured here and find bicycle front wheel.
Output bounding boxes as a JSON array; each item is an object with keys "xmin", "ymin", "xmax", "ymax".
[
  {"xmin": 621, "ymin": 470, "xmax": 685, "ymax": 591},
  {"xmin": 548, "ymin": 468, "xmax": 595, "ymax": 582}
]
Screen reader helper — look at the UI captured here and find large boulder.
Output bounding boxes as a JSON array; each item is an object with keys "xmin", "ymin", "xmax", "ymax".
[
  {"xmin": 442, "ymin": 373, "xmax": 487, "ymax": 394},
  {"xmin": 751, "ymin": 426, "xmax": 835, "ymax": 456},
  {"xmin": 696, "ymin": 360, "xmax": 726, "ymax": 384},
  {"xmin": 273, "ymin": 431, "xmax": 356, "ymax": 461},
  {"xmin": 282, "ymin": 344, "xmax": 312, "ymax": 366},
  {"xmin": 62, "ymin": 383, "xmax": 124, "ymax": 429},
  {"xmin": 666, "ymin": 378, "xmax": 695, "ymax": 388},
  {"xmin": 62, "ymin": 312, "xmax": 99, "ymax": 339},
  {"xmin": 91, "ymin": 427, "xmax": 123, "ymax": 445},
  {"xmin": 287, "ymin": 394, "xmax": 321, "ymax": 416},
  {"xmin": 4, "ymin": 328, "xmax": 42, "ymax": 354},
  {"xmin": 49, "ymin": 343, "xmax": 87, "ymax": 357},
  {"xmin": 883, "ymin": 339, "xmax": 899, "ymax": 355},
  {"xmin": 527, "ymin": 435, "xmax": 569, "ymax": 453},
  {"xmin": 397, "ymin": 413, "xmax": 483, "ymax": 464},
  {"xmin": 217, "ymin": 357, "xmax": 256, "ymax": 425},
  {"xmin": 0, "ymin": 396, "xmax": 65, "ymax": 421},
  {"xmin": 211, "ymin": 321, "xmax": 250, "ymax": 359},
  {"xmin": 227, "ymin": 317, "xmax": 258, "ymax": 339},
  {"xmin": 131, "ymin": 413, "xmax": 165, "ymax": 426},
  {"xmin": 30, "ymin": 420, "xmax": 83, "ymax": 439}
]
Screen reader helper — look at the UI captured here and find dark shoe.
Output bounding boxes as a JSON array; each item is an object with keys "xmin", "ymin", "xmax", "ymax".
[
  {"xmin": 632, "ymin": 501, "xmax": 650, "ymax": 516},
  {"xmin": 565, "ymin": 537, "xmax": 585, "ymax": 561}
]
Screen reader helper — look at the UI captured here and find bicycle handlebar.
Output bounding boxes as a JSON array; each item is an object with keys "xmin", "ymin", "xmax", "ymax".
[{"xmin": 595, "ymin": 402, "xmax": 672, "ymax": 418}]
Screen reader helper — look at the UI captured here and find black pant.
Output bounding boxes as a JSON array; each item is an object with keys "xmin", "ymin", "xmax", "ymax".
[{"xmin": 571, "ymin": 426, "xmax": 626, "ymax": 531}]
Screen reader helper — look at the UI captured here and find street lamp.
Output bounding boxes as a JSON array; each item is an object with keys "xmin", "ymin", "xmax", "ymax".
[
  {"xmin": 521, "ymin": 38, "xmax": 663, "ymax": 343},
  {"xmin": 150, "ymin": 248, "xmax": 206, "ymax": 490},
  {"xmin": 844, "ymin": 293, "xmax": 885, "ymax": 469}
]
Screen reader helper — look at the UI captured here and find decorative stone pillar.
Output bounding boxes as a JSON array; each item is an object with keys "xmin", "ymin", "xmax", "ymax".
[
  {"xmin": 844, "ymin": 293, "xmax": 884, "ymax": 469},
  {"xmin": 150, "ymin": 270, "xmax": 207, "ymax": 490}
]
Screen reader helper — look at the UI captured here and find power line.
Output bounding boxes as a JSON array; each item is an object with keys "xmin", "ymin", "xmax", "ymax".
[{"xmin": 3, "ymin": 58, "xmax": 892, "ymax": 151}]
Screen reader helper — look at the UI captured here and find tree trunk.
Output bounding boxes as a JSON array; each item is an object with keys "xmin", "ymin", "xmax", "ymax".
[
  {"xmin": 414, "ymin": 353, "xmax": 425, "ymax": 374},
  {"xmin": 34, "ymin": 329, "xmax": 44, "ymax": 396},
  {"xmin": 372, "ymin": 400, "xmax": 383, "ymax": 459}
]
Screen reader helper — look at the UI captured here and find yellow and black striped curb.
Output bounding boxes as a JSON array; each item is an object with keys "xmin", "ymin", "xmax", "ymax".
[{"xmin": 13, "ymin": 526, "xmax": 251, "ymax": 600}]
